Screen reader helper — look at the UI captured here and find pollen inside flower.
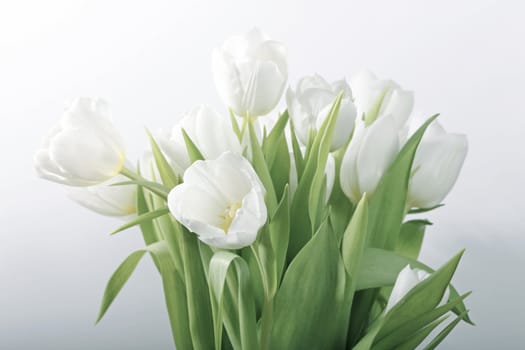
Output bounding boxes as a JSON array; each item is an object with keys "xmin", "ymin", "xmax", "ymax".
[{"xmin": 219, "ymin": 201, "xmax": 242, "ymax": 233}]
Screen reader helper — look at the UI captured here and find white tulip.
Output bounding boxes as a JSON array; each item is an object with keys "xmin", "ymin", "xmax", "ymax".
[
  {"xmin": 67, "ymin": 174, "xmax": 136, "ymax": 217},
  {"xmin": 386, "ymin": 265, "xmax": 429, "ymax": 312},
  {"xmin": 340, "ymin": 114, "xmax": 401, "ymax": 203},
  {"xmin": 212, "ymin": 28, "xmax": 288, "ymax": 117},
  {"xmin": 386, "ymin": 264, "xmax": 450, "ymax": 312},
  {"xmin": 351, "ymin": 71, "xmax": 414, "ymax": 126},
  {"xmin": 407, "ymin": 120, "xmax": 468, "ymax": 208},
  {"xmin": 158, "ymin": 105, "xmax": 242, "ymax": 171},
  {"xmin": 287, "ymin": 74, "xmax": 357, "ymax": 151},
  {"xmin": 34, "ymin": 98, "xmax": 125, "ymax": 186},
  {"xmin": 168, "ymin": 152, "xmax": 267, "ymax": 249}
]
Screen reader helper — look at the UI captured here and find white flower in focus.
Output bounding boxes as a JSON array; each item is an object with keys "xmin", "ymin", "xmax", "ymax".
[
  {"xmin": 158, "ymin": 105, "xmax": 242, "ymax": 171},
  {"xmin": 34, "ymin": 98, "xmax": 125, "ymax": 186},
  {"xmin": 351, "ymin": 71, "xmax": 414, "ymax": 126},
  {"xmin": 67, "ymin": 174, "xmax": 136, "ymax": 217},
  {"xmin": 168, "ymin": 152, "xmax": 267, "ymax": 249},
  {"xmin": 340, "ymin": 114, "xmax": 401, "ymax": 203},
  {"xmin": 213, "ymin": 28, "xmax": 288, "ymax": 117},
  {"xmin": 287, "ymin": 74, "xmax": 357, "ymax": 151},
  {"xmin": 407, "ymin": 120, "xmax": 468, "ymax": 208}
]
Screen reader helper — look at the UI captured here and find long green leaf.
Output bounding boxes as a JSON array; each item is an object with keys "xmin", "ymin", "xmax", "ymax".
[
  {"xmin": 356, "ymin": 247, "xmax": 471, "ymax": 323},
  {"xmin": 146, "ymin": 129, "xmax": 178, "ymax": 188},
  {"xmin": 396, "ymin": 219, "xmax": 429, "ymax": 260},
  {"xmin": 182, "ymin": 128, "xmax": 205, "ymax": 162},
  {"xmin": 111, "ymin": 179, "xmax": 169, "ymax": 199},
  {"xmin": 423, "ymin": 311, "xmax": 468, "ymax": 350},
  {"xmin": 270, "ymin": 219, "xmax": 348, "ymax": 349},
  {"xmin": 110, "ymin": 207, "xmax": 170, "ymax": 235},
  {"xmin": 209, "ymin": 251, "xmax": 258, "ymax": 350}
]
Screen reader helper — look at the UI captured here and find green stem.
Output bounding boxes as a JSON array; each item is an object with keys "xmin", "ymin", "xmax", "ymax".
[{"xmin": 250, "ymin": 244, "xmax": 273, "ymax": 350}]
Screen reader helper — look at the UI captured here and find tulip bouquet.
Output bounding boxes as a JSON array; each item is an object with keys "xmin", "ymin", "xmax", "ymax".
[{"xmin": 35, "ymin": 28, "xmax": 472, "ymax": 349}]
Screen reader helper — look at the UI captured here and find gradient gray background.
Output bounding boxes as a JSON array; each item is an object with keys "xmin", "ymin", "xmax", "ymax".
[{"xmin": 1, "ymin": 0, "xmax": 524, "ymax": 348}]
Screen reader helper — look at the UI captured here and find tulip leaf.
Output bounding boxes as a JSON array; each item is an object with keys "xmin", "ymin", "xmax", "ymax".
[
  {"xmin": 136, "ymin": 184, "xmax": 160, "ymax": 245},
  {"xmin": 384, "ymin": 315, "xmax": 448, "ymax": 350},
  {"xmin": 146, "ymin": 129, "xmax": 179, "ymax": 189},
  {"xmin": 396, "ymin": 219, "xmax": 429, "ymax": 260},
  {"xmin": 181, "ymin": 128, "xmax": 205, "ymax": 162},
  {"xmin": 248, "ymin": 119, "xmax": 278, "ymax": 213},
  {"xmin": 229, "ymin": 108, "xmax": 242, "ymax": 141},
  {"xmin": 422, "ymin": 311, "xmax": 468, "ymax": 350},
  {"xmin": 289, "ymin": 118, "xmax": 305, "ymax": 181},
  {"xmin": 379, "ymin": 250, "xmax": 465, "ymax": 336},
  {"xmin": 341, "ymin": 194, "xmax": 369, "ymax": 278},
  {"xmin": 328, "ymin": 147, "xmax": 354, "ymax": 241},
  {"xmin": 96, "ymin": 249, "xmax": 147, "ymax": 324},
  {"xmin": 308, "ymin": 93, "xmax": 343, "ymax": 230},
  {"xmin": 112, "ymin": 179, "xmax": 169, "ymax": 199},
  {"xmin": 269, "ymin": 186, "xmax": 290, "ymax": 283},
  {"xmin": 208, "ymin": 251, "xmax": 258, "ymax": 350},
  {"xmin": 356, "ymin": 247, "xmax": 472, "ymax": 324},
  {"xmin": 372, "ymin": 293, "xmax": 470, "ymax": 349},
  {"xmin": 270, "ymin": 220, "xmax": 348, "ymax": 349},
  {"xmin": 96, "ymin": 241, "xmax": 193, "ymax": 349},
  {"xmin": 408, "ymin": 204, "xmax": 444, "ymax": 214},
  {"xmin": 263, "ymin": 110, "xmax": 289, "ymax": 166},
  {"xmin": 288, "ymin": 94, "xmax": 343, "ymax": 261},
  {"xmin": 177, "ymin": 224, "xmax": 215, "ymax": 350},
  {"xmin": 110, "ymin": 207, "xmax": 170, "ymax": 235},
  {"xmin": 367, "ymin": 114, "xmax": 438, "ymax": 250}
]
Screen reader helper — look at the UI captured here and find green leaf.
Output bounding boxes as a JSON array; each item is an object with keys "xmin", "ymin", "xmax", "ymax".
[
  {"xmin": 208, "ymin": 251, "xmax": 258, "ymax": 350},
  {"xmin": 263, "ymin": 110, "xmax": 289, "ymax": 167},
  {"xmin": 135, "ymin": 184, "xmax": 160, "ymax": 245},
  {"xmin": 289, "ymin": 118, "xmax": 305, "ymax": 181},
  {"xmin": 379, "ymin": 250, "xmax": 465, "ymax": 336},
  {"xmin": 95, "ymin": 241, "xmax": 192, "ymax": 350},
  {"xmin": 111, "ymin": 179, "xmax": 169, "ymax": 199},
  {"xmin": 268, "ymin": 130, "xmax": 290, "ymax": 199},
  {"xmin": 248, "ymin": 119, "xmax": 278, "ymax": 213},
  {"xmin": 110, "ymin": 207, "xmax": 170, "ymax": 235},
  {"xmin": 408, "ymin": 204, "xmax": 444, "ymax": 214},
  {"xmin": 341, "ymin": 194, "xmax": 369, "ymax": 278},
  {"xmin": 96, "ymin": 249, "xmax": 147, "ymax": 323},
  {"xmin": 356, "ymin": 248, "xmax": 471, "ymax": 323},
  {"xmin": 387, "ymin": 316, "xmax": 448, "ymax": 350},
  {"xmin": 423, "ymin": 311, "xmax": 469, "ymax": 350},
  {"xmin": 182, "ymin": 128, "xmax": 205, "ymax": 162},
  {"xmin": 269, "ymin": 187, "xmax": 290, "ymax": 283},
  {"xmin": 146, "ymin": 129, "xmax": 179, "ymax": 188},
  {"xmin": 270, "ymin": 220, "xmax": 348, "ymax": 349},
  {"xmin": 372, "ymin": 293, "xmax": 471, "ymax": 349},
  {"xmin": 396, "ymin": 219, "xmax": 429, "ymax": 260},
  {"xmin": 288, "ymin": 94, "xmax": 343, "ymax": 261},
  {"xmin": 328, "ymin": 147, "xmax": 354, "ymax": 241},
  {"xmin": 229, "ymin": 108, "xmax": 242, "ymax": 141},
  {"xmin": 308, "ymin": 93, "xmax": 343, "ymax": 230},
  {"xmin": 177, "ymin": 224, "xmax": 215, "ymax": 350},
  {"xmin": 367, "ymin": 114, "xmax": 438, "ymax": 250}
]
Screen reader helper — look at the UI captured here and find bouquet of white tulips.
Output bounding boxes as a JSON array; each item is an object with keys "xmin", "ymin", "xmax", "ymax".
[{"xmin": 35, "ymin": 28, "xmax": 472, "ymax": 350}]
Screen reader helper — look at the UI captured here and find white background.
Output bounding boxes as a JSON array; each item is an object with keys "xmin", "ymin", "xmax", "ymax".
[{"xmin": 1, "ymin": 0, "xmax": 524, "ymax": 348}]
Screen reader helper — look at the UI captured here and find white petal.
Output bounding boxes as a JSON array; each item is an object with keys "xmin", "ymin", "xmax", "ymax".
[
  {"xmin": 408, "ymin": 133, "xmax": 468, "ymax": 208},
  {"xmin": 356, "ymin": 115, "xmax": 400, "ymax": 195}
]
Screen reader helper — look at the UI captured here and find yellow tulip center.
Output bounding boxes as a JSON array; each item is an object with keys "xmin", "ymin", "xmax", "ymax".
[{"xmin": 220, "ymin": 202, "xmax": 242, "ymax": 234}]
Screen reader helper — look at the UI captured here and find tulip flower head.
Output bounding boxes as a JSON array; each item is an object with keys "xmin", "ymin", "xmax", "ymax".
[
  {"xmin": 340, "ymin": 114, "xmax": 401, "ymax": 203},
  {"xmin": 34, "ymin": 98, "xmax": 126, "ymax": 186},
  {"xmin": 212, "ymin": 27, "xmax": 288, "ymax": 117},
  {"xmin": 168, "ymin": 152, "xmax": 267, "ymax": 249},
  {"xmin": 351, "ymin": 71, "xmax": 414, "ymax": 127},
  {"xmin": 287, "ymin": 74, "xmax": 357, "ymax": 151},
  {"xmin": 67, "ymin": 174, "xmax": 136, "ymax": 217},
  {"xmin": 407, "ymin": 120, "xmax": 468, "ymax": 208}
]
